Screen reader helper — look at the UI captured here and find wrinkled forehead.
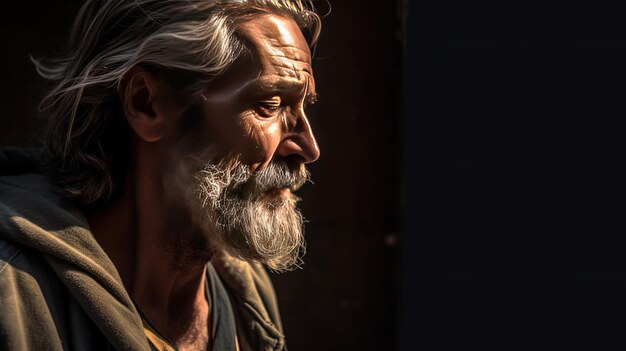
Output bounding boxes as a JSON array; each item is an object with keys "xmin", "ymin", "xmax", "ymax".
[
  {"xmin": 237, "ymin": 14, "xmax": 314, "ymax": 83},
  {"xmin": 238, "ymin": 14, "xmax": 311, "ymax": 59}
]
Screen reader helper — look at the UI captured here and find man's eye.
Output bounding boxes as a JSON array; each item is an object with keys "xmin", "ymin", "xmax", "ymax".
[{"xmin": 256, "ymin": 102, "xmax": 283, "ymax": 118}]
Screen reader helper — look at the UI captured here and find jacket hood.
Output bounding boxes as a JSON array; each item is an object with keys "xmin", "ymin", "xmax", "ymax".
[{"xmin": 0, "ymin": 152, "xmax": 151, "ymax": 351}]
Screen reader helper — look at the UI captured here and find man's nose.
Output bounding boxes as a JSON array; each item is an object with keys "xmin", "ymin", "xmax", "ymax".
[{"xmin": 276, "ymin": 109, "xmax": 320, "ymax": 163}]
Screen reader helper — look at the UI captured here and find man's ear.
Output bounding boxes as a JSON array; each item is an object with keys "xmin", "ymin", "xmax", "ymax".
[{"xmin": 120, "ymin": 67, "xmax": 169, "ymax": 143}]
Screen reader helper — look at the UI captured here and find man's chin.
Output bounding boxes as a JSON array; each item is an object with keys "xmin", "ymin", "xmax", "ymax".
[
  {"xmin": 259, "ymin": 187, "xmax": 300, "ymax": 210},
  {"xmin": 216, "ymin": 194, "xmax": 305, "ymax": 272}
]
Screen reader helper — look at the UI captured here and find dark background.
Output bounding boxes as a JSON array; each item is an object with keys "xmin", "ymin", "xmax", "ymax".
[
  {"xmin": 2, "ymin": 1, "xmax": 626, "ymax": 350},
  {"xmin": 401, "ymin": 1, "xmax": 626, "ymax": 350}
]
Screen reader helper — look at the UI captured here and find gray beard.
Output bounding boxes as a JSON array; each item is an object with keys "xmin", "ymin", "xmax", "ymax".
[{"xmin": 191, "ymin": 159, "xmax": 309, "ymax": 272}]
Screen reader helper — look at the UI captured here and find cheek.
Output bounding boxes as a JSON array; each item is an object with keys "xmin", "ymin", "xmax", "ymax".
[
  {"xmin": 196, "ymin": 100, "xmax": 283, "ymax": 168},
  {"xmin": 237, "ymin": 117, "xmax": 283, "ymax": 168}
]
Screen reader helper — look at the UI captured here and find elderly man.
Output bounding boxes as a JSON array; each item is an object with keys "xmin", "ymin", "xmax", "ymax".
[{"xmin": 0, "ymin": 0, "xmax": 320, "ymax": 350}]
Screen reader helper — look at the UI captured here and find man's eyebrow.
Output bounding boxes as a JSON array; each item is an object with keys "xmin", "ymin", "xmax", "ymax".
[
  {"xmin": 305, "ymin": 92, "xmax": 319, "ymax": 105},
  {"xmin": 246, "ymin": 79, "xmax": 318, "ymax": 104},
  {"xmin": 253, "ymin": 80, "xmax": 305, "ymax": 93}
]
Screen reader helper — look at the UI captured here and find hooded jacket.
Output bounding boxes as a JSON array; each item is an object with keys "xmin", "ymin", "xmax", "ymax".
[{"xmin": 0, "ymin": 148, "xmax": 287, "ymax": 351}]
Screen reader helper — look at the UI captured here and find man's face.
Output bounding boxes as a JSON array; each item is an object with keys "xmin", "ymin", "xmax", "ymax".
[
  {"xmin": 167, "ymin": 14, "xmax": 319, "ymax": 271},
  {"xmin": 200, "ymin": 14, "xmax": 320, "ymax": 169}
]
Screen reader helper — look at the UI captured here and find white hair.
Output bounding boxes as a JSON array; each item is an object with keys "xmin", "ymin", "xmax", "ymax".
[
  {"xmin": 194, "ymin": 159, "xmax": 310, "ymax": 272},
  {"xmin": 34, "ymin": 0, "xmax": 320, "ymax": 205}
]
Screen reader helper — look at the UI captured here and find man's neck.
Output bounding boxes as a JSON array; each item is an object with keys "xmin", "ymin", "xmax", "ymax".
[{"xmin": 87, "ymin": 151, "xmax": 212, "ymax": 350}]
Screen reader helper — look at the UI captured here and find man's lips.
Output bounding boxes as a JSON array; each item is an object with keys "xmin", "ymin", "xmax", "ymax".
[{"xmin": 266, "ymin": 187, "xmax": 290, "ymax": 197}]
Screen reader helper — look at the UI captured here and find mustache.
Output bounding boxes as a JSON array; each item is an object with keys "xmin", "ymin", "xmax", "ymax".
[
  {"xmin": 195, "ymin": 158, "xmax": 311, "ymax": 203},
  {"xmin": 236, "ymin": 160, "xmax": 311, "ymax": 198}
]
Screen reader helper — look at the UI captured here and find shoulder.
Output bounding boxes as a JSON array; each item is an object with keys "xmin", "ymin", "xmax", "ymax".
[
  {"xmin": 0, "ymin": 236, "xmax": 70, "ymax": 350},
  {"xmin": 0, "ymin": 175, "xmax": 128, "ymax": 351},
  {"xmin": 0, "ymin": 173, "xmax": 88, "ymax": 225},
  {"xmin": 0, "ymin": 173, "xmax": 74, "ymax": 288},
  {"xmin": 0, "ymin": 173, "xmax": 90, "ymax": 250},
  {"xmin": 0, "ymin": 173, "xmax": 88, "ymax": 311},
  {"xmin": 0, "ymin": 237, "xmax": 62, "ymax": 299}
]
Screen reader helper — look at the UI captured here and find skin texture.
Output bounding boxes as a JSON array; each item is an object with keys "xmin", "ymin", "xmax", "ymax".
[
  {"xmin": 195, "ymin": 14, "xmax": 320, "ymax": 171},
  {"xmin": 87, "ymin": 14, "xmax": 319, "ymax": 351}
]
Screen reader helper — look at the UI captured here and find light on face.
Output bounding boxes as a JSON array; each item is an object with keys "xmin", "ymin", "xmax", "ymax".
[
  {"xmin": 275, "ymin": 19, "xmax": 298, "ymax": 46},
  {"xmin": 267, "ymin": 122, "xmax": 280, "ymax": 134}
]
